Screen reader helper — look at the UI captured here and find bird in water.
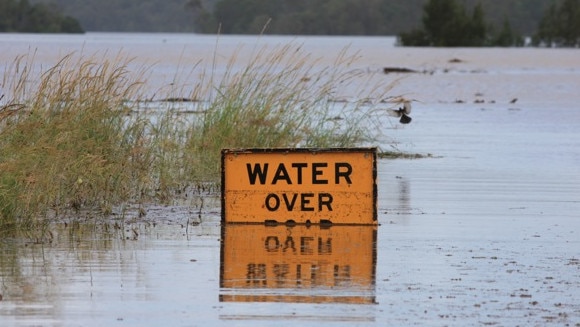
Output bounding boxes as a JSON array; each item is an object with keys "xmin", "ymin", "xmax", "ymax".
[{"xmin": 388, "ymin": 100, "xmax": 412, "ymax": 124}]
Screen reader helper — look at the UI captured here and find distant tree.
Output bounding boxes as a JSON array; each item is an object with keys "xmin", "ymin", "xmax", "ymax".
[
  {"xmin": 186, "ymin": 0, "xmax": 217, "ymax": 33},
  {"xmin": 468, "ymin": 3, "xmax": 487, "ymax": 46},
  {"xmin": 492, "ymin": 18, "xmax": 525, "ymax": 46},
  {"xmin": 420, "ymin": 0, "xmax": 463, "ymax": 46},
  {"xmin": 20, "ymin": 0, "xmax": 554, "ymax": 35},
  {"xmin": 397, "ymin": 28, "xmax": 430, "ymax": 46},
  {"xmin": 59, "ymin": 15, "xmax": 83, "ymax": 33},
  {"xmin": 0, "ymin": 0, "xmax": 83, "ymax": 33},
  {"xmin": 400, "ymin": 0, "xmax": 484, "ymax": 46},
  {"xmin": 209, "ymin": 0, "xmax": 399, "ymax": 35},
  {"xmin": 533, "ymin": 0, "xmax": 580, "ymax": 47},
  {"xmin": 399, "ymin": 0, "xmax": 522, "ymax": 47}
]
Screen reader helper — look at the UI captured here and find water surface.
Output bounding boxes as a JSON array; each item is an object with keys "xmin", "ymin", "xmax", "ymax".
[{"xmin": 1, "ymin": 33, "xmax": 579, "ymax": 326}]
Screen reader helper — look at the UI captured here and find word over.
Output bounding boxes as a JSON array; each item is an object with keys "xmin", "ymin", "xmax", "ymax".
[{"xmin": 246, "ymin": 162, "xmax": 353, "ymax": 213}]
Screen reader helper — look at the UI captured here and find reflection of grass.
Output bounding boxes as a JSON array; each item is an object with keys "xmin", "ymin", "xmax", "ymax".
[
  {"xmin": 0, "ymin": 44, "xmax": 395, "ymax": 237},
  {"xmin": 0, "ymin": 221, "xmax": 134, "ymax": 300}
]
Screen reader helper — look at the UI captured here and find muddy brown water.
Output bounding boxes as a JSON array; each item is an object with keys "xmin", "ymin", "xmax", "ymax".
[{"xmin": 1, "ymin": 34, "xmax": 580, "ymax": 326}]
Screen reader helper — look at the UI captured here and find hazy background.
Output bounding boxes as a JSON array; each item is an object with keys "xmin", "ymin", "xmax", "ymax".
[{"xmin": 28, "ymin": 0, "xmax": 550, "ymax": 35}]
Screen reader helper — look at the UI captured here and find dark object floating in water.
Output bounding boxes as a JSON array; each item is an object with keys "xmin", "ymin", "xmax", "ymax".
[
  {"xmin": 510, "ymin": 98, "xmax": 518, "ymax": 104},
  {"xmin": 378, "ymin": 151, "xmax": 436, "ymax": 159},
  {"xmin": 449, "ymin": 58, "xmax": 464, "ymax": 63},
  {"xmin": 160, "ymin": 97, "xmax": 200, "ymax": 103},
  {"xmin": 389, "ymin": 100, "xmax": 412, "ymax": 124},
  {"xmin": 383, "ymin": 67, "xmax": 417, "ymax": 74}
]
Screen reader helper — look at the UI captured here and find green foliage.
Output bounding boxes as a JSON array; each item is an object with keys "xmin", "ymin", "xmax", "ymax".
[
  {"xmin": 399, "ymin": 0, "xmax": 523, "ymax": 47},
  {"xmin": 493, "ymin": 18, "xmax": 525, "ymax": 47},
  {"xmin": 0, "ymin": 44, "xmax": 391, "ymax": 236},
  {"xmin": 39, "ymin": 0, "xmax": 216, "ymax": 32},
  {"xmin": 0, "ymin": 55, "xmax": 147, "ymax": 234},
  {"xmin": 0, "ymin": 0, "xmax": 83, "ymax": 33},
  {"xmin": 181, "ymin": 45, "xmax": 387, "ymax": 182},
  {"xmin": 27, "ymin": 0, "xmax": 553, "ymax": 37},
  {"xmin": 204, "ymin": 0, "xmax": 549, "ymax": 37},
  {"xmin": 533, "ymin": 0, "xmax": 580, "ymax": 47},
  {"xmin": 210, "ymin": 0, "xmax": 396, "ymax": 35}
]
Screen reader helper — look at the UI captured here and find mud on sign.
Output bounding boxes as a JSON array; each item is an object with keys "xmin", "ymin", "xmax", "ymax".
[{"xmin": 221, "ymin": 148, "xmax": 377, "ymax": 225}]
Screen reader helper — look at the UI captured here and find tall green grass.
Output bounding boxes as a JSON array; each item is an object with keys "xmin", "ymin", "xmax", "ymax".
[
  {"xmin": 0, "ymin": 43, "xmax": 396, "ymax": 237},
  {"xmin": 0, "ymin": 54, "xmax": 149, "ymax": 236},
  {"xmin": 182, "ymin": 44, "xmax": 387, "ymax": 182}
]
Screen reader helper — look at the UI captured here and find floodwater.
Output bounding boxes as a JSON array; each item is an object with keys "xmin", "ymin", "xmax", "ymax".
[{"xmin": 1, "ymin": 33, "xmax": 580, "ymax": 326}]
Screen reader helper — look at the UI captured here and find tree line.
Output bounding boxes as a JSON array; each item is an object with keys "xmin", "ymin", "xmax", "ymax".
[
  {"xmin": 193, "ymin": 0, "xmax": 579, "ymax": 47},
  {"xmin": 28, "ymin": 0, "xmax": 547, "ymax": 35},
  {"xmin": 398, "ymin": 0, "xmax": 580, "ymax": 47},
  {"xmin": 38, "ymin": 0, "xmax": 204, "ymax": 33},
  {"xmin": 398, "ymin": 0, "xmax": 524, "ymax": 46},
  {"xmin": 6, "ymin": 0, "xmax": 580, "ymax": 47},
  {"xmin": 534, "ymin": 0, "xmax": 580, "ymax": 46},
  {"xmin": 193, "ymin": 0, "xmax": 544, "ymax": 36},
  {"xmin": 0, "ymin": 0, "xmax": 83, "ymax": 33}
]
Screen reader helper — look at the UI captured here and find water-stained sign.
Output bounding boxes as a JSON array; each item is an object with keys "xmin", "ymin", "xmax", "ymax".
[
  {"xmin": 219, "ymin": 225, "xmax": 377, "ymax": 304},
  {"xmin": 221, "ymin": 148, "xmax": 377, "ymax": 225}
]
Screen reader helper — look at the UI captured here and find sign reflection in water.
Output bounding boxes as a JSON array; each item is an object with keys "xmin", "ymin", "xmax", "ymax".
[{"xmin": 219, "ymin": 224, "xmax": 377, "ymax": 304}]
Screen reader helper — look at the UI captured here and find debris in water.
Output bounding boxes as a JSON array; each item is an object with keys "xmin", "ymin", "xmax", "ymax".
[{"xmin": 383, "ymin": 67, "xmax": 417, "ymax": 74}]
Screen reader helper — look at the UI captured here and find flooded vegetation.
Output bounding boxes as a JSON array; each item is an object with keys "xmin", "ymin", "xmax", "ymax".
[
  {"xmin": 1, "ymin": 34, "xmax": 579, "ymax": 326},
  {"xmin": 0, "ymin": 39, "xmax": 394, "ymax": 237}
]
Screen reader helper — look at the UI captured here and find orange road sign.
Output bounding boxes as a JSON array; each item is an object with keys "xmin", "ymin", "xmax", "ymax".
[
  {"xmin": 221, "ymin": 148, "xmax": 377, "ymax": 225},
  {"xmin": 219, "ymin": 224, "xmax": 377, "ymax": 304}
]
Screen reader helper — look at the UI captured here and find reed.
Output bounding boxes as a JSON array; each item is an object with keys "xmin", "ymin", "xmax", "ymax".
[
  {"xmin": 0, "ymin": 54, "xmax": 150, "ymax": 235},
  {"xmin": 182, "ymin": 43, "xmax": 387, "ymax": 182},
  {"xmin": 0, "ymin": 42, "xmax": 394, "ymax": 236}
]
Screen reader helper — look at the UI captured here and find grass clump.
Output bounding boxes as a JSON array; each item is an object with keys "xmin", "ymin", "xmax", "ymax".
[
  {"xmin": 0, "ymin": 43, "xmax": 395, "ymax": 237},
  {"xmin": 182, "ymin": 43, "xmax": 386, "ymax": 182},
  {"xmin": 0, "ymin": 54, "xmax": 151, "ymax": 235}
]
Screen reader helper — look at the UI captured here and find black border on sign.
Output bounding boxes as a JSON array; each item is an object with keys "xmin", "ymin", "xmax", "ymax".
[{"xmin": 220, "ymin": 147, "xmax": 378, "ymax": 225}]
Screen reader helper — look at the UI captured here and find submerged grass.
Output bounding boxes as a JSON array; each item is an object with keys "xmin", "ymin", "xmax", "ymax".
[
  {"xmin": 0, "ymin": 54, "xmax": 150, "ymax": 237},
  {"xmin": 0, "ymin": 42, "xmax": 398, "ymax": 237}
]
